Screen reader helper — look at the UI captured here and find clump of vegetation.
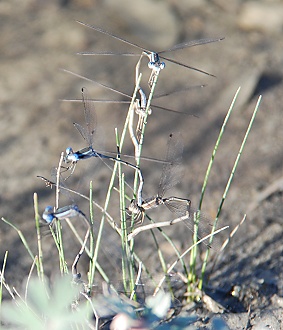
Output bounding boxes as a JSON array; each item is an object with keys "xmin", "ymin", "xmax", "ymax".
[{"xmin": 0, "ymin": 22, "xmax": 261, "ymax": 329}]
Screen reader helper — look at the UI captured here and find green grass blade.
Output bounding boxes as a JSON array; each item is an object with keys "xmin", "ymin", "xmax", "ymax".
[
  {"xmin": 199, "ymin": 94, "xmax": 262, "ymax": 290},
  {"xmin": 33, "ymin": 193, "xmax": 44, "ymax": 280},
  {"xmin": 88, "ymin": 180, "xmax": 96, "ymax": 290},
  {"xmin": 49, "ymin": 223, "xmax": 68, "ymax": 275},
  {"xmin": 1, "ymin": 217, "xmax": 35, "ymax": 261},
  {"xmin": 189, "ymin": 87, "xmax": 241, "ymax": 285}
]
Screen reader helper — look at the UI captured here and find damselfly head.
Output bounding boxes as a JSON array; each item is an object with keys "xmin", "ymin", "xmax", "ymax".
[
  {"xmin": 148, "ymin": 52, "xmax": 165, "ymax": 70},
  {"xmin": 65, "ymin": 147, "xmax": 73, "ymax": 156},
  {"xmin": 44, "ymin": 206, "xmax": 53, "ymax": 213},
  {"xmin": 64, "ymin": 147, "xmax": 78, "ymax": 163},
  {"xmin": 42, "ymin": 206, "xmax": 55, "ymax": 224}
]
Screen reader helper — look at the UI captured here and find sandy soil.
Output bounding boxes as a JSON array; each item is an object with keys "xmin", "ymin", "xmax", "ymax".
[{"xmin": 0, "ymin": 0, "xmax": 282, "ymax": 328}]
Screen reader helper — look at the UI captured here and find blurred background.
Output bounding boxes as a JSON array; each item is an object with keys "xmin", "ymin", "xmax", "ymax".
[{"xmin": 0, "ymin": 0, "xmax": 282, "ymax": 295}]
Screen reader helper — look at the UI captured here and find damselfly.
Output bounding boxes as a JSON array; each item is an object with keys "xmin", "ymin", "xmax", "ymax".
[
  {"xmin": 38, "ymin": 174, "xmax": 123, "ymax": 271},
  {"xmin": 127, "ymin": 133, "xmax": 215, "ymax": 246},
  {"xmin": 42, "ymin": 204, "xmax": 88, "ymax": 225},
  {"xmin": 64, "ymin": 87, "xmax": 140, "ymax": 175}
]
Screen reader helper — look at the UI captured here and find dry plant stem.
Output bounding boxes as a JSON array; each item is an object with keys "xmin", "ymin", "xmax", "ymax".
[
  {"xmin": 134, "ymin": 56, "xmax": 149, "ymax": 143},
  {"xmin": 55, "ymin": 152, "xmax": 65, "ymax": 209},
  {"xmin": 80, "ymin": 292, "xmax": 99, "ymax": 330},
  {"xmin": 130, "ymin": 261, "xmax": 143, "ymax": 300},
  {"xmin": 135, "ymin": 213, "xmax": 189, "ymax": 279},
  {"xmin": 137, "ymin": 66, "xmax": 160, "ymax": 158},
  {"xmin": 0, "ymin": 251, "xmax": 15, "ymax": 302},
  {"xmin": 199, "ymin": 94, "xmax": 262, "ymax": 290},
  {"xmin": 65, "ymin": 218, "xmax": 111, "ymax": 284},
  {"xmin": 132, "ymin": 67, "xmax": 160, "ymax": 212},
  {"xmin": 54, "ymin": 152, "xmax": 67, "ymax": 274},
  {"xmin": 128, "ymin": 73, "xmax": 144, "ymax": 207},
  {"xmin": 0, "ymin": 274, "xmax": 15, "ymax": 300},
  {"xmin": 135, "ymin": 55, "xmax": 144, "ymax": 85},
  {"xmin": 33, "ymin": 192, "xmax": 44, "ymax": 280},
  {"xmin": 128, "ymin": 72, "xmax": 142, "ymax": 159},
  {"xmin": 153, "ymin": 226, "xmax": 229, "ymax": 295},
  {"xmin": 189, "ymin": 87, "xmax": 241, "ymax": 284},
  {"xmin": 72, "ymin": 228, "xmax": 90, "ymax": 280},
  {"xmin": 12, "ymin": 287, "xmax": 21, "ymax": 300},
  {"xmin": 120, "ymin": 172, "xmax": 134, "ymax": 293},
  {"xmin": 1, "ymin": 218, "xmax": 35, "ymax": 262},
  {"xmin": 25, "ymin": 257, "xmax": 38, "ymax": 301},
  {"xmin": 209, "ymin": 214, "xmax": 247, "ymax": 276},
  {"xmin": 127, "ymin": 213, "xmax": 191, "ymax": 240}
]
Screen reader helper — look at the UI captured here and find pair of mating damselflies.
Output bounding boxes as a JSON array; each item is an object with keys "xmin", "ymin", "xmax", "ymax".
[{"xmin": 127, "ymin": 132, "xmax": 217, "ymax": 248}]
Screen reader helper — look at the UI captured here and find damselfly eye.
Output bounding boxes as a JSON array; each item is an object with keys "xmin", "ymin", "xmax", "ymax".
[
  {"xmin": 66, "ymin": 147, "xmax": 73, "ymax": 155},
  {"xmin": 44, "ymin": 206, "xmax": 53, "ymax": 213}
]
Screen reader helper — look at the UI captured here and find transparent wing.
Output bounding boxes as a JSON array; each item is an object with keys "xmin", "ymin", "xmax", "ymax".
[
  {"xmin": 73, "ymin": 122, "xmax": 90, "ymax": 145},
  {"xmin": 62, "ymin": 70, "xmax": 200, "ymax": 116},
  {"xmin": 81, "ymin": 87, "xmax": 96, "ymax": 147},
  {"xmin": 77, "ymin": 21, "xmax": 147, "ymax": 52},
  {"xmin": 158, "ymin": 132, "xmax": 184, "ymax": 198},
  {"xmin": 164, "ymin": 197, "xmax": 217, "ymax": 249},
  {"xmin": 160, "ymin": 55, "xmax": 215, "ymax": 77},
  {"xmin": 164, "ymin": 197, "xmax": 190, "ymax": 218},
  {"xmin": 159, "ymin": 37, "xmax": 224, "ymax": 54},
  {"xmin": 78, "ymin": 51, "xmax": 140, "ymax": 56}
]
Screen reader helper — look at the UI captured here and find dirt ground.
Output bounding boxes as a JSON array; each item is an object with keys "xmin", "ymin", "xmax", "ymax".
[{"xmin": 0, "ymin": 0, "xmax": 282, "ymax": 328}]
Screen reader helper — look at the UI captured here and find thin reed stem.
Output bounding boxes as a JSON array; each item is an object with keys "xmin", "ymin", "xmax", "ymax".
[
  {"xmin": 154, "ymin": 226, "xmax": 228, "ymax": 295},
  {"xmin": 189, "ymin": 87, "xmax": 241, "ymax": 285},
  {"xmin": 199, "ymin": 94, "xmax": 262, "ymax": 290},
  {"xmin": 65, "ymin": 218, "xmax": 111, "ymax": 285},
  {"xmin": 1, "ymin": 218, "xmax": 35, "ymax": 261},
  {"xmin": 0, "ymin": 251, "xmax": 9, "ymax": 306},
  {"xmin": 88, "ymin": 180, "xmax": 96, "ymax": 291},
  {"xmin": 33, "ymin": 193, "xmax": 44, "ymax": 280},
  {"xmin": 54, "ymin": 153, "xmax": 67, "ymax": 274}
]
